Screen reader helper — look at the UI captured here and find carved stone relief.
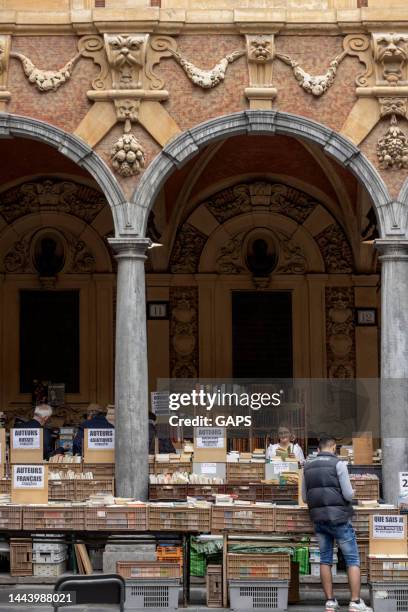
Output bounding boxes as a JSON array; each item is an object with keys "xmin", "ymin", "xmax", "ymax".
[
  {"xmin": 170, "ymin": 224, "xmax": 207, "ymax": 273},
  {"xmin": 11, "ymin": 50, "xmax": 81, "ymax": 92},
  {"xmin": 0, "ymin": 35, "xmax": 11, "ymax": 104},
  {"xmin": 169, "ymin": 286, "xmax": 199, "ymax": 378},
  {"xmin": 276, "ymin": 50, "xmax": 347, "ymax": 97},
  {"xmin": 0, "ymin": 179, "xmax": 105, "ymax": 224},
  {"xmin": 377, "ymin": 115, "xmax": 408, "ymax": 169},
  {"xmin": 315, "ymin": 224, "xmax": 353, "ymax": 273},
  {"xmin": 371, "ymin": 32, "xmax": 408, "ymax": 86},
  {"xmin": 325, "ymin": 287, "xmax": 356, "ymax": 379},
  {"xmin": 172, "ymin": 49, "xmax": 244, "ymax": 89}
]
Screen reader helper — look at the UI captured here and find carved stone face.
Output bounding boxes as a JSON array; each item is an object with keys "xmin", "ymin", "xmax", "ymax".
[
  {"xmin": 250, "ymin": 38, "xmax": 273, "ymax": 62},
  {"xmin": 376, "ymin": 33, "xmax": 408, "ymax": 63},
  {"xmin": 107, "ymin": 35, "xmax": 145, "ymax": 68}
]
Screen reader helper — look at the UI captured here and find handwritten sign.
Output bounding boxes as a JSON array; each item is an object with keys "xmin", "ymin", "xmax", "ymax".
[
  {"xmin": 12, "ymin": 429, "xmax": 41, "ymax": 449},
  {"xmin": 13, "ymin": 465, "xmax": 45, "ymax": 489},
  {"xmin": 87, "ymin": 429, "xmax": 115, "ymax": 450},
  {"xmin": 196, "ymin": 427, "xmax": 225, "ymax": 449},
  {"xmin": 372, "ymin": 515, "xmax": 406, "ymax": 540}
]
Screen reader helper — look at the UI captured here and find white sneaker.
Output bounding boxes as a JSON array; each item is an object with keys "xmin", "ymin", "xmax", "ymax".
[
  {"xmin": 348, "ymin": 599, "xmax": 373, "ymax": 612},
  {"xmin": 325, "ymin": 600, "xmax": 340, "ymax": 611}
]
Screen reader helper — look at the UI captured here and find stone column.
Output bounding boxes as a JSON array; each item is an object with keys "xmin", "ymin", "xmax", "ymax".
[
  {"xmin": 376, "ymin": 240, "xmax": 408, "ymax": 504},
  {"xmin": 108, "ymin": 237, "xmax": 151, "ymax": 500}
]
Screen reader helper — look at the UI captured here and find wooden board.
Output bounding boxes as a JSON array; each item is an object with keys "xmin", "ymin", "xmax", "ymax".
[
  {"xmin": 11, "ymin": 464, "xmax": 48, "ymax": 504},
  {"xmin": 369, "ymin": 515, "xmax": 408, "ymax": 556},
  {"xmin": 10, "ymin": 428, "xmax": 43, "ymax": 464},
  {"xmin": 353, "ymin": 432, "xmax": 373, "ymax": 465},
  {"xmin": 83, "ymin": 429, "xmax": 115, "ymax": 464},
  {"xmin": 75, "ymin": 543, "xmax": 92, "ymax": 575}
]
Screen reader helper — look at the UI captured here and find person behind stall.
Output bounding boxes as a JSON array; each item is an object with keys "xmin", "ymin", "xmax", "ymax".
[
  {"xmin": 302, "ymin": 435, "xmax": 372, "ymax": 612},
  {"xmin": 23, "ymin": 404, "xmax": 56, "ymax": 461},
  {"xmin": 73, "ymin": 403, "xmax": 114, "ymax": 456},
  {"xmin": 266, "ymin": 425, "xmax": 305, "ymax": 463},
  {"xmin": 148, "ymin": 411, "xmax": 176, "ymax": 454}
]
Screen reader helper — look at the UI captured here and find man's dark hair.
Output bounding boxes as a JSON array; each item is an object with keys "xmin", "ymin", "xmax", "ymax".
[{"xmin": 318, "ymin": 435, "xmax": 337, "ymax": 451}]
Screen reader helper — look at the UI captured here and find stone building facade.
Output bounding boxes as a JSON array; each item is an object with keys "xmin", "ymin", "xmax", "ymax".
[{"xmin": 0, "ymin": 0, "xmax": 407, "ymax": 502}]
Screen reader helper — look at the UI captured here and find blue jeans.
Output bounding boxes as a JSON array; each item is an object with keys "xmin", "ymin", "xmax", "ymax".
[{"xmin": 314, "ymin": 521, "xmax": 360, "ymax": 567}]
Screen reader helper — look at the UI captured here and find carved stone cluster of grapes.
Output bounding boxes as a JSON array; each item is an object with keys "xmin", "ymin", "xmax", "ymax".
[
  {"xmin": 110, "ymin": 133, "xmax": 146, "ymax": 177},
  {"xmin": 377, "ymin": 115, "xmax": 408, "ymax": 170}
]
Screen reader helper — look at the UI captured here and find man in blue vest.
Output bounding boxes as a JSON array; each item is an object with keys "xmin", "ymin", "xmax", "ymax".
[{"xmin": 303, "ymin": 435, "xmax": 372, "ymax": 612}]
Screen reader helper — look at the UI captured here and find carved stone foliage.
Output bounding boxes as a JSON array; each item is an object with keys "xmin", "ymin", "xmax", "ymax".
[
  {"xmin": 0, "ymin": 179, "xmax": 105, "ymax": 224},
  {"xmin": 170, "ymin": 224, "xmax": 207, "ymax": 273},
  {"xmin": 206, "ymin": 182, "xmax": 318, "ymax": 225},
  {"xmin": 377, "ymin": 115, "xmax": 408, "ymax": 170},
  {"xmin": 11, "ymin": 51, "xmax": 81, "ymax": 92},
  {"xmin": 315, "ymin": 224, "xmax": 353, "ymax": 273},
  {"xmin": 325, "ymin": 287, "xmax": 356, "ymax": 379},
  {"xmin": 110, "ymin": 132, "xmax": 146, "ymax": 177},
  {"xmin": 4, "ymin": 230, "xmax": 95, "ymax": 275},
  {"xmin": 171, "ymin": 49, "xmax": 244, "ymax": 89},
  {"xmin": 276, "ymin": 51, "xmax": 346, "ymax": 97},
  {"xmin": 169, "ymin": 286, "xmax": 198, "ymax": 378}
]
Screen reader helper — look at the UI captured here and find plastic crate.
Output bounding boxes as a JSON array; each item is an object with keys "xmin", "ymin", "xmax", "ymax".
[
  {"xmin": 350, "ymin": 478, "xmax": 380, "ymax": 501},
  {"xmin": 125, "ymin": 579, "xmax": 180, "ymax": 611},
  {"xmin": 227, "ymin": 553, "xmax": 291, "ymax": 580},
  {"xmin": 33, "ymin": 561, "xmax": 66, "ymax": 577},
  {"xmin": 0, "ymin": 479, "xmax": 11, "ymax": 494},
  {"xmin": 229, "ymin": 580, "xmax": 289, "ymax": 611},
  {"xmin": 149, "ymin": 485, "xmax": 188, "ymax": 501},
  {"xmin": 370, "ymin": 581, "xmax": 408, "ymax": 612},
  {"xmin": 225, "ymin": 484, "xmax": 263, "ymax": 502},
  {"xmin": 369, "ymin": 557, "xmax": 408, "ymax": 582},
  {"xmin": 0, "ymin": 506, "xmax": 22, "ymax": 530},
  {"xmin": 263, "ymin": 485, "xmax": 298, "ymax": 503},
  {"xmin": 82, "ymin": 463, "xmax": 115, "ymax": 478},
  {"xmin": 187, "ymin": 484, "xmax": 225, "ymax": 501},
  {"xmin": 32, "ymin": 548, "xmax": 67, "ymax": 564},
  {"xmin": 75, "ymin": 478, "xmax": 114, "ymax": 500},
  {"xmin": 352, "ymin": 508, "xmax": 399, "ymax": 538},
  {"xmin": 153, "ymin": 463, "xmax": 192, "ymax": 476},
  {"xmin": 48, "ymin": 480, "xmax": 76, "ymax": 501},
  {"xmin": 275, "ymin": 508, "xmax": 313, "ymax": 533},
  {"xmin": 23, "ymin": 506, "xmax": 84, "ymax": 531},
  {"xmin": 157, "ymin": 546, "xmax": 183, "ymax": 570},
  {"xmin": 207, "ymin": 565, "xmax": 223, "ymax": 608},
  {"xmin": 211, "ymin": 505, "xmax": 275, "ymax": 533},
  {"xmin": 148, "ymin": 506, "xmax": 211, "ymax": 532},
  {"xmin": 227, "ymin": 464, "xmax": 265, "ymax": 483},
  {"xmin": 117, "ymin": 561, "xmax": 181, "ymax": 580},
  {"xmin": 85, "ymin": 506, "xmax": 147, "ymax": 531},
  {"xmin": 10, "ymin": 539, "xmax": 32, "ymax": 577}
]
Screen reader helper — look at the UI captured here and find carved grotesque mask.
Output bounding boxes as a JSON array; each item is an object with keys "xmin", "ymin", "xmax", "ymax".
[
  {"xmin": 373, "ymin": 33, "xmax": 408, "ymax": 84},
  {"xmin": 107, "ymin": 35, "xmax": 145, "ymax": 68},
  {"xmin": 250, "ymin": 38, "xmax": 273, "ymax": 62}
]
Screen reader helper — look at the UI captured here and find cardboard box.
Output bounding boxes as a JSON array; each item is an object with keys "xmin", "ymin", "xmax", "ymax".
[
  {"xmin": 83, "ymin": 429, "xmax": 115, "ymax": 464},
  {"xmin": 10, "ymin": 428, "xmax": 43, "ymax": 464},
  {"xmin": 11, "ymin": 464, "xmax": 48, "ymax": 504}
]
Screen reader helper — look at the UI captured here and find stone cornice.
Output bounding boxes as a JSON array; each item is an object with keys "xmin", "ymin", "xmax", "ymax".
[{"xmin": 1, "ymin": 7, "xmax": 408, "ymax": 36}]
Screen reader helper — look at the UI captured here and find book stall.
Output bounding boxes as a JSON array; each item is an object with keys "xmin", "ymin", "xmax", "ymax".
[{"xmin": 0, "ymin": 421, "xmax": 404, "ymax": 612}]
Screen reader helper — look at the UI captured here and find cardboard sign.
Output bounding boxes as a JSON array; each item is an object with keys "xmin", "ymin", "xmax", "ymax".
[
  {"xmin": 151, "ymin": 392, "xmax": 170, "ymax": 416},
  {"xmin": 11, "ymin": 464, "xmax": 48, "ymax": 504},
  {"xmin": 369, "ymin": 515, "xmax": 408, "ymax": 556},
  {"xmin": 201, "ymin": 462, "xmax": 217, "ymax": 475},
  {"xmin": 10, "ymin": 428, "xmax": 43, "ymax": 463},
  {"xmin": 194, "ymin": 427, "xmax": 226, "ymax": 462},
  {"xmin": 12, "ymin": 429, "xmax": 40, "ymax": 449},
  {"xmin": 87, "ymin": 429, "xmax": 115, "ymax": 450},
  {"xmin": 399, "ymin": 472, "xmax": 408, "ymax": 497},
  {"xmin": 13, "ymin": 465, "xmax": 45, "ymax": 489}
]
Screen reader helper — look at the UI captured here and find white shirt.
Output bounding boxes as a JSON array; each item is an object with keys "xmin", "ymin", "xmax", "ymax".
[{"xmin": 266, "ymin": 442, "xmax": 305, "ymax": 463}]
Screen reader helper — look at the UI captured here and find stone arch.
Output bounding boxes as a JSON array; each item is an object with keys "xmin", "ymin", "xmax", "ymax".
[
  {"xmin": 133, "ymin": 110, "xmax": 396, "ymax": 239},
  {"xmin": 0, "ymin": 113, "xmax": 127, "ymax": 235}
]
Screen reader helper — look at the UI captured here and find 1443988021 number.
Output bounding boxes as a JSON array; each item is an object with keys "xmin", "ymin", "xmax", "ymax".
[{"xmin": 8, "ymin": 592, "xmax": 74, "ymax": 604}]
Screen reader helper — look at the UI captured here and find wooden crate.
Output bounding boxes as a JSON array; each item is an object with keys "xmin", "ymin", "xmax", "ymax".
[
  {"xmin": 226, "ymin": 463, "xmax": 264, "ymax": 483},
  {"xmin": 48, "ymin": 480, "xmax": 76, "ymax": 501},
  {"xmin": 117, "ymin": 561, "xmax": 181, "ymax": 579},
  {"xmin": 187, "ymin": 484, "xmax": 225, "ymax": 501},
  {"xmin": 0, "ymin": 479, "xmax": 11, "ymax": 494},
  {"xmin": 207, "ymin": 565, "xmax": 223, "ymax": 608},
  {"xmin": 10, "ymin": 538, "xmax": 32, "ymax": 577},
  {"xmin": 263, "ymin": 484, "xmax": 298, "ymax": 503},
  {"xmin": 358, "ymin": 539, "xmax": 369, "ymax": 578},
  {"xmin": 352, "ymin": 508, "xmax": 399, "ymax": 538},
  {"xmin": 148, "ymin": 506, "xmax": 211, "ymax": 532},
  {"xmin": 82, "ymin": 463, "xmax": 115, "ymax": 478},
  {"xmin": 211, "ymin": 505, "xmax": 275, "ymax": 533},
  {"xmin": 149, "ymin": 484, "xmax": 188, "ymax": 501},
  {"xmin": 23, "ymin": 506, "xmax": 84, "ymax": 531},
  {"xmin": 75, "ymin": 478, "xmax": 114, "ymax": 501},
  {"xmin": 48, "ymin": 462, "xmax": 82, "ymax": 474},
  {"xmin": 275, "ymin": 507, "xmax": 313, "ymax": 533},
  {"xmin": 369, "ymin": 556, "xmax": 408, "ymax": 582},
  {"xmin": 350, "ymin": 477, "xmax": 380, "ymax": 501},
  {"xmin": 225, "ymin": 484, "xmax": 263, "ymax": 502},
  {"xmin": 85, "ymin": 506, "xmax": 147, "ymax": 531},
  {"xmin": 157, "ymin": 545, "xmax": 183, "ymax": 571},
  {"xmin": 0, "ymin": 506, "xmax": 22, "ymax": 530},
  {"xmin": 153, "ymin": 462, "xmax": 192, "ymax": 475},
  {"xmin": 227, "ymin": 553, "xmax": 291, "ymax": 580}
]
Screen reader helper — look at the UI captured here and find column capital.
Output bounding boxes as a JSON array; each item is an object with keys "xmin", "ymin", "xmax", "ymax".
[
  {"xmin": 375, "ymin": 239, "xmax": 408, "ymax": 262},
  {"xmin": 108, "ymin": 237, "xmax": 152, "ymax": 260}
]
